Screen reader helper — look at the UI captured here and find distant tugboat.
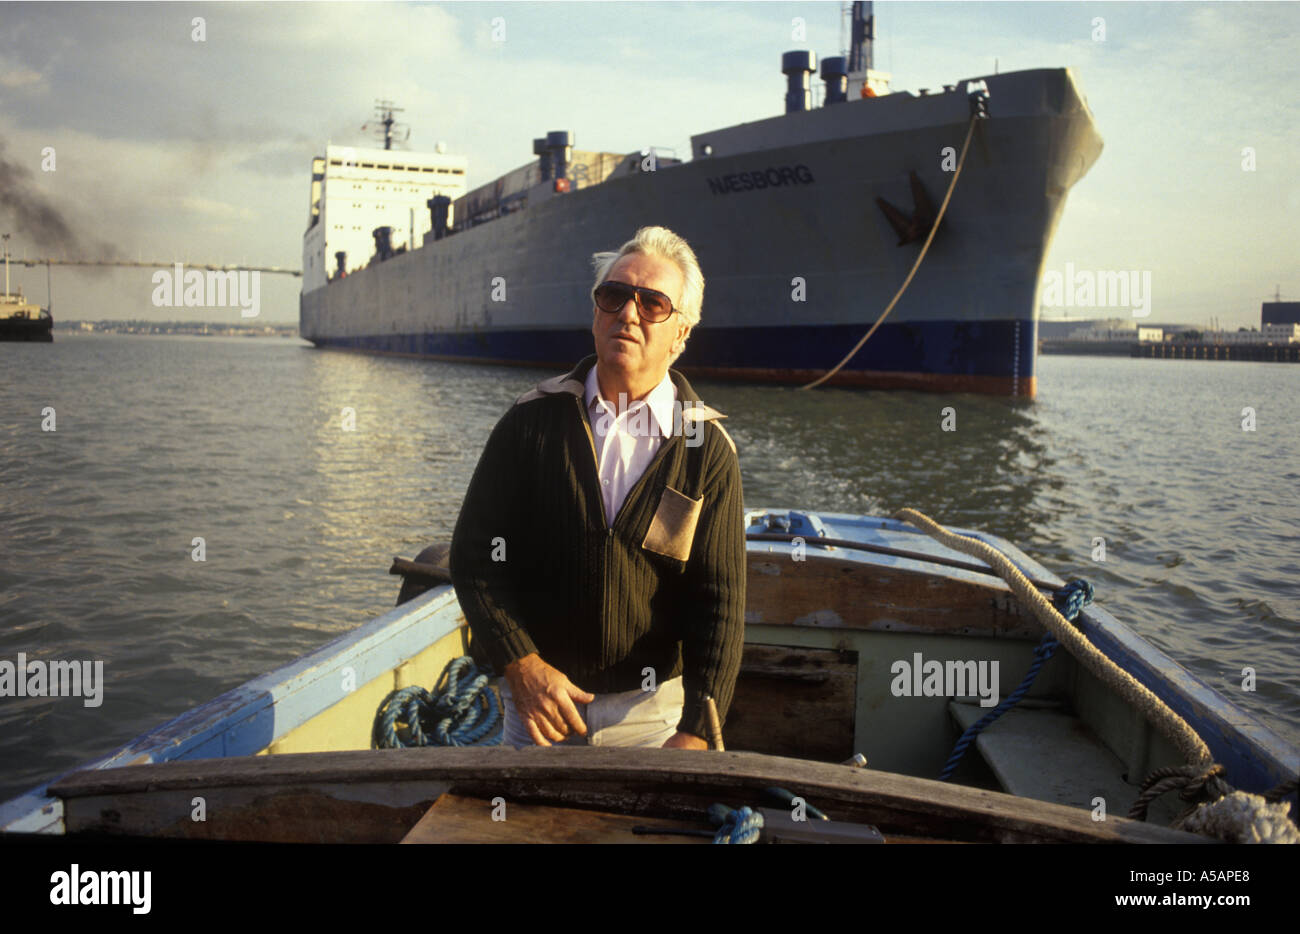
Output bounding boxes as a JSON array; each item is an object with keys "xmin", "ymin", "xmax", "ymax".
[{"xmin": 0, "ymin": 234, "xmax": 52, "ymax": 342}]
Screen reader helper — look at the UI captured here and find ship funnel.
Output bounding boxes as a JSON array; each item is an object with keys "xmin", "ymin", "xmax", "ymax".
[
  {"xmin": 821, "ymin": 56, "xmax": 848, "ymax": 105},
  {"xmin": 334, "ymin": 251, "xmax": 347, "ymax": 278},
  {"xmin": 428, "ymin": 195, "xmax": 451, "ymax": 241},
  {"xmin": 782, "ymin": 50, "xmax": 816, "ymax": 113}
]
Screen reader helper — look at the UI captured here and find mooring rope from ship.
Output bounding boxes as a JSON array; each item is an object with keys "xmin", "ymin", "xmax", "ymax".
[
  {"xmin": 800, "ymin": 106, "xmax": 983, "ymax": 390},
  {"xmin": 894, "ymin": 507, "xmax": 1299, "ymax": 843}
]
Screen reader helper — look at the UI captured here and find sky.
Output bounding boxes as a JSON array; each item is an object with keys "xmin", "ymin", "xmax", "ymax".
[{"xmin": 0, "ymin": 0, "xmax": 1297, "ymax": 327}]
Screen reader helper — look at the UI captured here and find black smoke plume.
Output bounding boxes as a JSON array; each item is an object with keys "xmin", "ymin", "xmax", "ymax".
[{"xmin": 0, "ymin": 139, "xmax": 120, "ymax": 264}]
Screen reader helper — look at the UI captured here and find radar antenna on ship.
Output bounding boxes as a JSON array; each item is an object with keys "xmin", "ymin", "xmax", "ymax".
[{"xmin": 362, "ymin": 100, "xmax": 410, "ymax": 151}]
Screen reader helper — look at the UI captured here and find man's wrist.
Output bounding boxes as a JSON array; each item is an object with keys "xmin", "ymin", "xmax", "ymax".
[
  {"xmin": 504, "ymin": 652, "xmax": 539, "ymax": 674},
  {"xmin": 503, "ymin": 652, "xmax": 542, "ymax": 688}
]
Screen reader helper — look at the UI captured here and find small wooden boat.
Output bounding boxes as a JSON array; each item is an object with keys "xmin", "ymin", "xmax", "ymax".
[{"xmin": 3, "ymin": 508, "xmax": 1295, "ymax": 843}]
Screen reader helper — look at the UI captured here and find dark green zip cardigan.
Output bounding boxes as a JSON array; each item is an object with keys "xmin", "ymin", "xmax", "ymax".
[{"xmin": 449, "ymin": 354, "xmax": 746, "ymax": 740}]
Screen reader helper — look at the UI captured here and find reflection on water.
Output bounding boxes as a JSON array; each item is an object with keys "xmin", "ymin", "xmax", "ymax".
[{"xmin": 709, "ymin": 381, "xmax": 1052, "ymax": 544}]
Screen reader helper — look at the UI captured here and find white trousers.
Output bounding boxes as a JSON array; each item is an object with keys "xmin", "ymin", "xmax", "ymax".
[{"xmin": 498, "ymin": 676, "xmax": 684, "ymax": 748}]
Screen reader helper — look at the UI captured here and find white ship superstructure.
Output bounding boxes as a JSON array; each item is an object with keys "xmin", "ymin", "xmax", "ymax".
[{"xmin": 302, "ymin": 141, "xmax": 468, "ymax": 292}]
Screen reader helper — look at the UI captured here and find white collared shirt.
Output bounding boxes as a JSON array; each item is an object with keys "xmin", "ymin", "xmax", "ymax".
[{"xmin": 584, "ymin": 365, "xmax": 677, "ymax": 525}]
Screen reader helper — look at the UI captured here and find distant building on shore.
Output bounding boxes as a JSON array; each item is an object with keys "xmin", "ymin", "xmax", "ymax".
[
  {"xmin": 1038, "ymin": 316, "xmax": 1193, "ymax": 342},
  {"xmin": 1202, "ymin": 323, "xmax": 1300, "ymax": 345},
  {"xmin": 1262, "ymin": 301, "xmax": 1300, "ymax": 327}
]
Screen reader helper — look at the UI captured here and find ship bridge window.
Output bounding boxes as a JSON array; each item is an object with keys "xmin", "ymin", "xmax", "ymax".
[
  {"xmin": 422, "ymin": 167, "xmax": 435, "ymax": 172},
  {"xmin": 377, "ymin": 164, "xmax": 391, "ymax": 170},
  {"xmin": 361, "ymin": 162, "xmax": 376, "ymax": 168}
]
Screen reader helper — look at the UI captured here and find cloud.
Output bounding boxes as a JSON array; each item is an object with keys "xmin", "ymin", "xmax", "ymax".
[{"xmin": 1, "ymin": 67, "xmax": 43, "ymax": 89}]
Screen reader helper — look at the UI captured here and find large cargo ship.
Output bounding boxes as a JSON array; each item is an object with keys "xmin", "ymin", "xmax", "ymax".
[{"xmin": 300, "ymin": 4, "xmax": 1102, "ymax": 397}]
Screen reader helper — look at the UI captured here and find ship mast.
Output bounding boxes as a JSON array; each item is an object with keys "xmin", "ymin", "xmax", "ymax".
[
  {"xmin": 3, "ymin": 233, "xmax": 10, "ymax": 298},
  {"xmin": 363, "ymin": 100, "xmax": 410, "ymax": 151}
]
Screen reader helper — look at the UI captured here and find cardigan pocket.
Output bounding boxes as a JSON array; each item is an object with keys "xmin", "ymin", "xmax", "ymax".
[{"xmin": 641, "ymin": 485, "xmax": 704, "ymax": 562}]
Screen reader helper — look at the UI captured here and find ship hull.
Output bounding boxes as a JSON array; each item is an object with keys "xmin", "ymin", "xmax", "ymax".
[
  {"xmin": 307, "ymin": 318, "xmax": 1035, "ymax": 395},
  {"xmin": 301, "ymin": 69, "xmax": 1101, "ymax": 397},
  {"xmin": 0, "ymin": 318, "xmax": 53, "ymax": 342}
]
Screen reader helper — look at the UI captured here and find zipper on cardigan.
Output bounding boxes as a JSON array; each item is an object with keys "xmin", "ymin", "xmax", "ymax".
[{"xmin": 575, "ymin": 395, "xmax": 610, "ymax": 529}]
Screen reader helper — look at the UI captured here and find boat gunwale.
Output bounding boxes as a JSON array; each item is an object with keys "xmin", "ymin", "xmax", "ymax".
[
  {"xmin": 47, "ymin": 745, "xmax": 1212, "ymax": 845},
  {"xmin": 0, "ymin": 586, "xmax": 464, "ymax": 833},
  {"xmin": 4, "ymin": 509, "xmax": 1295, "ymax": 833}
]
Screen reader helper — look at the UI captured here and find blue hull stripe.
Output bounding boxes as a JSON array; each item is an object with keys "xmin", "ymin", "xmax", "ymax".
[{"xmin": 310, "ymin": 319, "xmax": 1037, "ymax": 380}]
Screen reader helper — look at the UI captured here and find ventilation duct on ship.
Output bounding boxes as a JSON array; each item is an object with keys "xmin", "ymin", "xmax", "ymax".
[
  {"xmin": 782, "ymin": 51, "xmax": 816, "ymax": 113},
  {"xmin": 821, "ymin": 57, "xmax": 848, "ymax": 105},
  {"xmin": 372, "ymin": 226, "xmax": 393, "ymax": 261},
  {"xmin": 533, "ymin": 138, "xmax": 553, "ymax": 182},
  {"xmin": 546, "ymin": 131, "xmax": 573, "ymax": 185},
  {"xmin": 428, "ymin": 195, "xmax": 451, "ymax": 241},
  {"xmin": 334, "ymin": 251, "xmax": 347, "ymax": 279}
]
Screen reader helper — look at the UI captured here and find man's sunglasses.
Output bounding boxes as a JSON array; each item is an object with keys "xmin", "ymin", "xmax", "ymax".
[{"xmin": 592, "ymin": 281, "xmax": 677, "ymax": 323}]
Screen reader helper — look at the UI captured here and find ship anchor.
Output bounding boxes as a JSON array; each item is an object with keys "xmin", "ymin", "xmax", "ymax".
[{"xmin": 875, "ymin": 171, "xmax": 938, "ymax": 246}]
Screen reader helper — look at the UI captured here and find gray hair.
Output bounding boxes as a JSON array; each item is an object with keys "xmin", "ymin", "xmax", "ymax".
[{"xmin": 590, "ymin": 226, "xmax": 704, "ymax": 364}]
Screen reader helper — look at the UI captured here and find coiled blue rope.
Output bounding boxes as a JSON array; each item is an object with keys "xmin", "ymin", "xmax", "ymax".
[
  {"xmin": 938, "ymin": 579, "xmax": 1093, "ymax": 781},
  {"xmin": 374, "ymin": 656, "xmax": 502, "ymax": 748},
  {"xmin": 707, "ymin": 803, "xmax": 764, "ymax": 844}
]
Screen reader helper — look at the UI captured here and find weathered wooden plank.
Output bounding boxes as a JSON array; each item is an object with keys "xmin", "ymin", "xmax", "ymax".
[
  {"xmin": 725, "ymin": 644, "xmax": 857, "ymax": 762},
  {"xmin": 745, "ymin": 554, "xmax": 1044, "ymax": 638},
  {"xmin": 400, "ymin": 793, "xmax": 713, "ymax": 844},
  {"xmin": 65, "ymin": 785, "xmax": 441, "ymax": 843},
  {"xmin": 746, "ymin": 532, "xmax": 1062, "ymax": 590},
  {"xmin": 50, "ymin": 746, "xmax": 1211, "ymax": 844}
]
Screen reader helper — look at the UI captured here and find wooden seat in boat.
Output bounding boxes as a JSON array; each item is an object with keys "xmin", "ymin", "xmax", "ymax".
[{"xmin": 948, "ymin": 701, "xmax": 1138, "ymax": 814}]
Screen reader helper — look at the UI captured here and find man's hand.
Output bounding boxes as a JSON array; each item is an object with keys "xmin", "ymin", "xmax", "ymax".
[
  {"xmin": 661, "ymin": 730, "xmax": 708, "ymax": 750},
  {"xmin": 503, "ymin": 653, "xmax": 595, "ymax": 746}
]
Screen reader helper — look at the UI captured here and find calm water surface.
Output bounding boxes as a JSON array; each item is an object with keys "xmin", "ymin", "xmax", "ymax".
[{"xmin": 1, "ymin": 334, "xmax": 1297, "ymax": 800}]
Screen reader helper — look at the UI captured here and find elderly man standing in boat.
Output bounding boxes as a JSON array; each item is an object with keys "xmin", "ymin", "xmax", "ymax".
[{"xmin": 450, "ymin": 226, "xmax": 745, "ymax": 750}]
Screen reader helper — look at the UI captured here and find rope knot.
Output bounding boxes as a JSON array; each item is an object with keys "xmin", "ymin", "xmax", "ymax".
[
  {"xmin": 1180, "ymin": 763, "xmax": 1228, "ymax": 804},
  {"xmin": 708, "ymin": 804, "xmax": 764, "ymax": 844},
  {"xmin": 1051, "ymin": 579, "xmax": 1094, "ymax": 622},
  {"xmin": 1129, "ymin": 763, "xmax": 1232, "ymax": 823}
]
